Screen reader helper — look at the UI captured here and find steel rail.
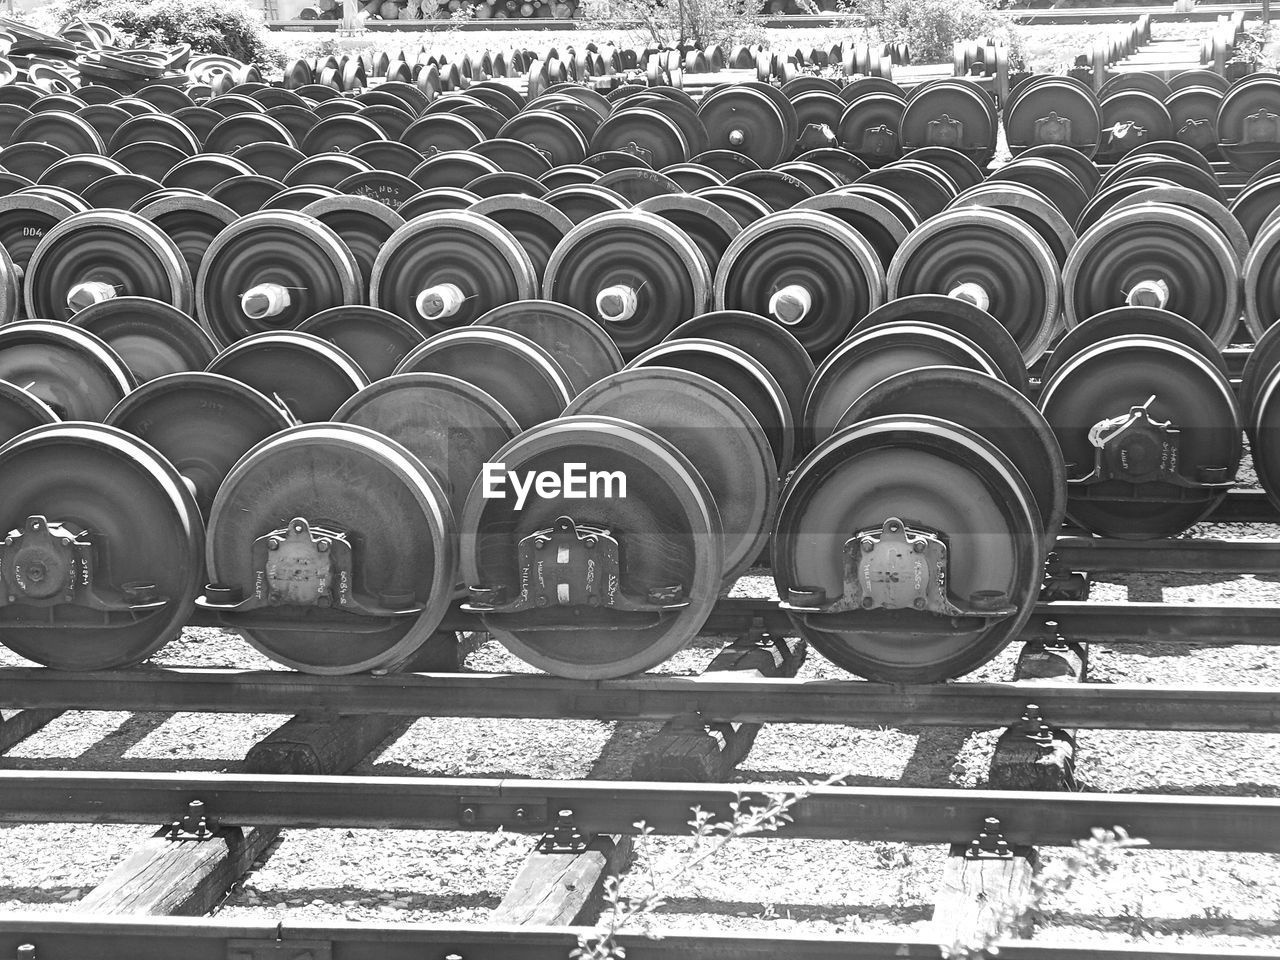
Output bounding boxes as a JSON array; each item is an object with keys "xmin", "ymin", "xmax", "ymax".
[
  {"xmin": 1, "ymin": 667, "xmax": 1278, "ymax": 731},
  {"xmin": 1200, "ymin": 489, "xmax": 1278, "ymax": 525},
  {"xmin": 5, "ymin": 915, "xmax": 1280, "ymax": 960},
  {"xmin": 4, "ymin": 770, "xmax": 1280, "ymax": 851},
  {"xmin": 1053, "ymin": 536, "xmax": 1280, "ymax": 573},
  {"xmin": 698, "ymin": 600, "xmax": 1280, "ymax": 642},
  {"xmin": 179, "ymin": 598, "xmax": 1280, "ymax": 642}
]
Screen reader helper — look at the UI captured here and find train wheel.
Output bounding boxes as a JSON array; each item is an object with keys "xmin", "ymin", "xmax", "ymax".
[
  {"xmin": 333, "ymin": 373, "xmax": 518, "ymax": 521},
  {"xmin": 397, "ymin": 187, "xmax": 480, "ymax": 218},
  {"xmin": 1243, "ymin": 216, "xmax": 1280, "ymax": 343},
  {"xmin": 713, "ymin": 209, "xmax": 885, "ymax": 359},
  {"xmin": 105, "ymin": 372, "xmax": 293, "ymax": 519},
  {"xmin": 689, "ymin": 149, "xmax": 760, "ymax": 179},
  {"xmin": 0, "ymin": 380, "xmax": 57, "ymax": 444},
  {"xmin": 132, "ymin": 193, "xmax": 238, "ymax": 296},
  {"xmin": 793, "ymin": 192, "xmax": 907, "ymax": 272},
  {"xmin": 1042, "ymin": 305, "xmax": 1227, "ymax": 387},
  {"xmin": 461, "ymin": 415, "xmax": 722, "ymax": 679},
  {"xmin": 472, "ymin": 299, "xmax": 623, "ymax": 395},
  {"xmin": 667, "ymin": 310, "xmax": 815, "ymax": 427},
  {"xmin": 1244, "ymin": 318, "xmax": 1280, "ymax": 421},
  {"xmin": 69, "ymin": 297, "xmax": 217, "ymax": 384},
  {"xmin": 859, "ymin": 161, "xmax": 956, "ymax": 220},
  {"xmin": 629, "ymin": 338, "xmax": 793, "ymax": 472},
  {"xmin": 204, "ymin": 423, "xmax": 456, "ymax": 674},
  {"xmin": 1217, "ymin": 73, "xmax": 1280, "ymax": 172},
  {"xmin": 834, "ymin": 366, "xmax": 1066, "ymax": 542},
  {"xmin": 690, "ymin": 184, "xmax": 772, "ymax": 228},
  {"xmin": 1108, "ymin": 185, "xmax": 1248, "ymax": 264},
  {"xmin": 25, "ymin": 210, "xmax": 191, "ymax": 321},
  {"xmin": 634, "ymin": 193, "xmax": 741, "ymax": 278},
  {"xmin": 372, "ymin": 210, "xmax": 537, "ymax": 337},
  {"xmin": 948, "ymin": 181, "xmax": 1077, "ymax": 269},
  {"xmin": 207, "ymin": 330, "xmax": 368, "ymax": 423},
  {"xmin": 1016, "ymin": 143, "xmax": 1100, "ymax": 195},
  {"xmin": 393, "ymin": 327, "xmax": 572, "ymax": 430},
  {"xmin": 0, "ymin": 192, "xmax": 73, "ymax": 289},
  {"xmin": 1038, "ymin": 335, "xmax": 1239, "ymax": 539},
  {"xmin": 773, "ymin": 415, "xmax": 1042, "ymax": 682},
  {"xmin": 468, "ymin": 194, "xmax": 574, "ymax": 284},
  {"xmin": 1004, "ymin": 76, "xmax": 1101, "ymax": 157},
  {"xmin": 566, "ymin": 366, "xmax": 776, "ymax": 585},
  {"xmin": 1248, "ymin": 331, "xmax": 1280, "ymax": 511},
  {"xmin": 887, "ymin": 207, "xmax": 1060, "ymax": 363},
  {"xmin": 849, "ymin": 293, "xmax": 1027, "ymax": 389},
  {"xmin": 697, "ymin": 82, "xmax": 797, "ymax": 168},
  {"xmin": 0, "ymin": 422, "xmax": 203, "ymax": 669},
  {"xmin": 195, "ymin": 209, "xmax": 362, "ymax": 345},
  {"xmin": 543, "ymin": 209, "xmax": 710, "ymax": 359},
  {"xmin": 1063, "ymin": 202, "xmax": 1240, "ymax": 348},
  {"xmin": 299, "ymin": 194, "xmax": 405, "ymax": 296},
  {"xmin": 901, "ymin": 145, "xmax": 984, "ymax": 191},
  {"xmin": 595, "ymin": 167, "xmax": 681, "ymax": 204},
  {"xmin": 836, "ymin": 91, "xmax": 905, "ymax": 167},
  {"xmin": 295, "ymin": 305, "xmax": 426, "ymax": 382},
  {"xmin": 0, "ymin": 320, "xmax": 133, "ymax": 420},
  {"xmin": 803, "ymin": 322, "xmax": 1001, "ymax": 446}
]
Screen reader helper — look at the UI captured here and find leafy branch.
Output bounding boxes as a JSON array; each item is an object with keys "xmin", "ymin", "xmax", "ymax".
[{"xmin": 572, "ymin": 774, "xmax": 847, "ymax": 960}]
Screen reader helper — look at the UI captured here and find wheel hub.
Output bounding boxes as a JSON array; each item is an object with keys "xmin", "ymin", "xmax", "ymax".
[
  {"xmin": 784, "ymin": 516, "xmax": 1016, "ymax": 619},
  {"xmin": 1125, "ymin": 277, "xmax": 1169, "ymax": 309},
  {"xmin": 1071, "ymin": 396, "xmax": 1232, "ymax": 500},
  {"xmin": 0, "ymin": 514, "xmax": 165, "ymax": 611},
  {"xmin": 241, "ymin": 282, "xmax": 293, "ymax": 321},
  {"xmin": 465, "ymin": 515, "xmax": 687, "ymax": 619},
  {"xmin": 200, "ymin": 516, "xmax": 419, "ymax": 617},
  {"xmin": 67, "ymin": 280, "xmax": 118, "ymax": 313}
]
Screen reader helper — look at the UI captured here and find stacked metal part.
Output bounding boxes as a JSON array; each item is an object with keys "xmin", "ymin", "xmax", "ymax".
[{"xmin": 0, "ymin": 43, "xmax": 1272, "ymax": 690}]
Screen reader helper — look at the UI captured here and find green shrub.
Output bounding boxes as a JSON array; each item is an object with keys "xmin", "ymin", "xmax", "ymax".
[
  {"xmin": 36, "ymin": 0, "xmax": 277, "ymax": 67},
  {"xmin": 843, "ymin": 0, "xmax": 1021, "ymax": 67},
  {"xmin": 575, "ymin": 0, "xmax": 767, "ymax": 50}
]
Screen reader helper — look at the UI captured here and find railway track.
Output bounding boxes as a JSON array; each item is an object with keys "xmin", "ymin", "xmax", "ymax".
[
  {"xmin": 11, "ymin": 918, "xmax": 1280, "ymax": 960},
  {"xmin": 0, "ymin": 9, "xmax": 1278, "ymax": 958}
]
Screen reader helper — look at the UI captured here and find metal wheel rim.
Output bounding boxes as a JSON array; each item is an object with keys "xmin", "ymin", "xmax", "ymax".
[
  {"xmin": 333, "ymin": 371, "xmax": 518, "ymax": 521},
  {"xmin": 393, "ymin": 327, "xmax": 572, "ymax": 430},
  {"xmin": 714, "ymin": 209, "xmax": 885, "ymax": 358},
  {"xmin": 206, "ymin": 423, "xmax": 456, "ymax": 674},
  {"xmin": 629, "ymin": 338, "xmax": 793, "ymax": 472},
  {"xmin": 296, "ymin": 304, "xmax": 425, "ymax": 381},
  {"xmin": 803, "ymin": 323, "xmax": 1000, "ymax": 445},
  {"xmin": 887, "ymin": 207, "xmax": 1060, "ymax": 363},
  {"xmin": 459, "ymin": 415, "xmax": 721, "ymax": 679},
  {"xmin": 1039, "ymin": 336, "xmax": 1239, "ymax": 538},
  {"xmin": 104, "ymin": 370, "xmax": 293, "ymax": 519},
  {"xmin": 0, "ymin": 422, "xmax": 203, "ymax": 669},
  {"xmin": 833, "ymin": 365, "xmax": 1065, "ymax": 540},
  {"xmin": 1064, "ymin": 203, "xmax": 1240, "ymax": 348},
  {"xmin": 25, "ymin": 210, "xmax": 192, "ymax": 321},
  {"xmin": 773, "ymin": 415, "xmax": 1040, "ymax": 681},
  {"xmin": 207, "ymin": 330, "xmax": 369, "ymax": 423},
  {"xmin": 542, "ymin": 209, "xmax": 709, "ymax": 358},
  {"xmin": 565, "ymin": 366, "xmax": 777, "ymax": 584},
  {"xmin": 195, "ymin": 209, "xmax": 362, "ymax": 343},
  {"xmin": 667, "ymin": 309, "xmax": 815, "ymax": 427},
  {"xmin": 372, "ymin": 210, "xmax": 536, "ymax": 336},
  {"xmin": 70, "ymin": 296, "xmax": 217, "ymax": 384}
]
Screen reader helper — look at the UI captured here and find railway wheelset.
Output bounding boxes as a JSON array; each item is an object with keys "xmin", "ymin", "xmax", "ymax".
[{"xmin": 0, "ymin": 55, "xmax": 1275, "ymax": 690}]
